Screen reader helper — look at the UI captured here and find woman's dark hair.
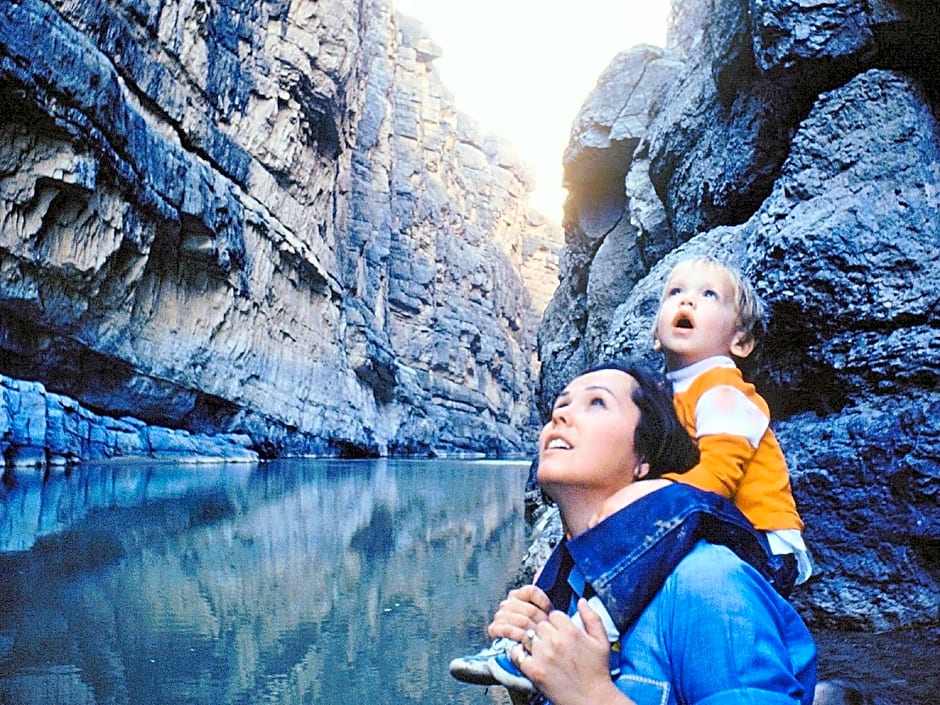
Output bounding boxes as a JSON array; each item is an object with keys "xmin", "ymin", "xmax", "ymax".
[{"xmin": 586, "ymin": 360, "xmax": 699, "ymax": 478}]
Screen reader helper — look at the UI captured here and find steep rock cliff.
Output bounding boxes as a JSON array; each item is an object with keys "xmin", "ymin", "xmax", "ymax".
[
  {"xmin": 0, "ymin": 0, "xmax": 560, "ymax": 461},
  {"xmin": 538, "ymin": 0, "xmax": 938, "ymax": 629}
]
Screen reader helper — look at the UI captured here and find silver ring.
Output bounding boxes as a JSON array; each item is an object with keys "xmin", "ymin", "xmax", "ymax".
[{"xmin": 523, "ymin": 628, "xmax": 538, "ymax": 653}]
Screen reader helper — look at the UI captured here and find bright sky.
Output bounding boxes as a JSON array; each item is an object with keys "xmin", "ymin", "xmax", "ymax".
[{"xmin": 393, "ymin": 1, "xmax": 671, "ymax": 223}]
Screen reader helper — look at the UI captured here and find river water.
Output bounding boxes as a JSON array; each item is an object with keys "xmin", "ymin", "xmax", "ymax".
[
  {"xmin": 1, "ymin": 459, "xmax": 934, "ymax": 705},
  {"xmin": 0, "ymin": 458, "xmax": 531, "ymax": 705}
]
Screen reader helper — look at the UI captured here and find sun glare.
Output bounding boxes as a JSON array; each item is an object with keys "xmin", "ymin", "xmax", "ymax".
[{"xmin": 393, "ymin": 1, "xmax": 671, "ymax": 222}]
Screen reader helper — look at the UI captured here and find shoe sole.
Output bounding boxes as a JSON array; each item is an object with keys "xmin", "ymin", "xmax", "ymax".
[{"xmin": 449, "ymin": 657, "xmax": 500, "ymax": 686}]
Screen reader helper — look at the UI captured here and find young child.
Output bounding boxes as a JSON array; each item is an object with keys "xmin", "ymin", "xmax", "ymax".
[{"xmin": 640, "ymin": 254, "xmax": 811, "ymax": 590}]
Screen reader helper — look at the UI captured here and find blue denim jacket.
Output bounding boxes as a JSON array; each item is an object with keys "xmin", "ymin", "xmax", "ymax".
[{"xmin": 532, "ymin": 483, "xmax": 817, "ymax": 705}]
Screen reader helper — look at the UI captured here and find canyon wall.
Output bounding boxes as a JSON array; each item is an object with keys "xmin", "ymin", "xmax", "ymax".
[
  {"xmin": 2, "ymin": 0, "xmax": 936, "ymax": 633},
  {"xmin": 537, "ymin": 0, "xmax": 939, "ymax": 629},
  {"xmin": 0, "ymin": 0, "xmax": 560, "ymax": 463}
]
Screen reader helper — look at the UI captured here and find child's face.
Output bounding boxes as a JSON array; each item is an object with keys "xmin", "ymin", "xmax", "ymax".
[{"xmin": 654, "ymin": 263, "xmax": 751, "ymax": 370}]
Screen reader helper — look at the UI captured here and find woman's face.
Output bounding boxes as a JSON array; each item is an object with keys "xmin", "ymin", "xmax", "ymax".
[{"xmin": 536, "ymin": 368, "xmax": 642, "ymax": 495}]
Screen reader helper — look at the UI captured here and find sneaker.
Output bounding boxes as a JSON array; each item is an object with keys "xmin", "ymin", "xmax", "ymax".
[
  {"xmin": 449, "ymin": 638, "xmax": 535, "ymax": 693},
  {"xmin": 449, "ymin": 639, "xmax": 506, "ymax": 686},
  {"xmin": 489, "ymin": 648, "xmax": 536, "ymax": 693}
]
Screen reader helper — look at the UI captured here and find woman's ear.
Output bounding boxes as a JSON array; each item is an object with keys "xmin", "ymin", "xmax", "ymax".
[
  {"xmin": 730, "ymin": 331, "xmax": 756, "ymax": 359},
  {"xmin": 634, "ymin": 461, "xmax": 651, "ymax": 479}
]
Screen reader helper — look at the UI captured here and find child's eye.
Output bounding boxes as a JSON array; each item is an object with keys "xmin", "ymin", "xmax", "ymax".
[
  {"xmin": 667, "ymin": 286, "xmax": 682, "ymax": 297},
  {"xmin": 703, "ymin": 288, "xmax": 719, "ymax": 300}
]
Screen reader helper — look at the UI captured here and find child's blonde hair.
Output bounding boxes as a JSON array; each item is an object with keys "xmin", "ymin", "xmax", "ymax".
[{"xmin": 659, "ymin": 255, "xmax": 767, "ymax": 353}]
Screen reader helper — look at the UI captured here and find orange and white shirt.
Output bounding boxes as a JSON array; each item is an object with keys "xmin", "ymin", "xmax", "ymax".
[{"xmin": 663, "ymin": 356, "xmax": 812, "ymax": 581}]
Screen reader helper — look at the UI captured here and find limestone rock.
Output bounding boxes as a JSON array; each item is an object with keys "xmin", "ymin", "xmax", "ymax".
[
  {"xmin": 0, "ymin": 0, "xmax": 561, "ymax": 460},
  {"xmin": 538, "ymin": 0, "xmax": 939, "ymax": 628},
  {"xmin": 0, "ymin": 373, "xmax": 257, "ymax": 466}
]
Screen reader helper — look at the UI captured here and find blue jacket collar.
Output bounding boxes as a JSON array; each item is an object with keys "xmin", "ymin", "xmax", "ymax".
[{"xmin": 536, "ymin": 483, "xmax": 778, "ymax": 632}]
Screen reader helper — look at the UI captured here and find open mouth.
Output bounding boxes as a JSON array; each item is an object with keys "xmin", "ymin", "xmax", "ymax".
[
  {"xmin": 546, "ymin": 437, "xmax": 571, "ymax": 450},
  {"xmin": 673, "ymin": 312, "xmax": 694, "ymax": 329}
]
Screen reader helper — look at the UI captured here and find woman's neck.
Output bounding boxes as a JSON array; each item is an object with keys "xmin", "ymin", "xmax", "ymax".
[{"xmin": 556, "ymin": 479, "xmax": 672, "ymax": 538}]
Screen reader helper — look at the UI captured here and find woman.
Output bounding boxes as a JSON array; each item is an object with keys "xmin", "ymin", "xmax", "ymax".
[{"xmin": 487, "ymin": 361, "xmax": 817, "ymax": 705}]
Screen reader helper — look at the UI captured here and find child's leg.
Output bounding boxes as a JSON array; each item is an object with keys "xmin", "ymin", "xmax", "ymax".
[
  {"xmin": 570, "ymin": 595, "xmax": 619, "ymax": 642},
  {"xmin": 571, "ymin": 596, "xmax": 621, "ymax": 678}
]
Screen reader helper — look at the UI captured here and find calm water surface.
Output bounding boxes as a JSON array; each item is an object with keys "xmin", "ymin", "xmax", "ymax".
[{"xmin": 0, "ymin": 459, "xmax": 530, "ymax": 705}]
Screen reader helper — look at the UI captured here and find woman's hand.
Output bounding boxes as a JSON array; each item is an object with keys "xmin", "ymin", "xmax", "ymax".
[
  {"xmin": 513, "ymin": 598, "xmax": 635, "ymax": 705},
  {"xmin": 486, "ymin": 584, "xmax": 553, "ymax": 643}
]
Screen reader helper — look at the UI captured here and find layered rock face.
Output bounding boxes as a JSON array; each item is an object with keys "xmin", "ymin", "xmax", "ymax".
[
  {"xmin": 538, "ymin": 0, "xmax": 938, "ymax": 629},
  {"xmin": 0, "ymin": 0, "xmax": 560, "ymax": 461}
]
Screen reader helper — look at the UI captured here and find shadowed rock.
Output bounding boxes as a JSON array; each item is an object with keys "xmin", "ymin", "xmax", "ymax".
[{"xmin": 538, "ymin": 0, "xmax": 939, "ymax": 631}]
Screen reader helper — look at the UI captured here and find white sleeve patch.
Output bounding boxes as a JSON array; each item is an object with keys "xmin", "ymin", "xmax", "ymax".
[{"xmin": 694, "ymin": 385, "xmax": 768, "ymax": 448}]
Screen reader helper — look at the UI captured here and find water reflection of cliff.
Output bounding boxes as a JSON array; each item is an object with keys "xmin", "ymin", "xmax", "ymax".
[{"xmin": 0, "ymin": 459, "xmax": 529, "ymax": 705}]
